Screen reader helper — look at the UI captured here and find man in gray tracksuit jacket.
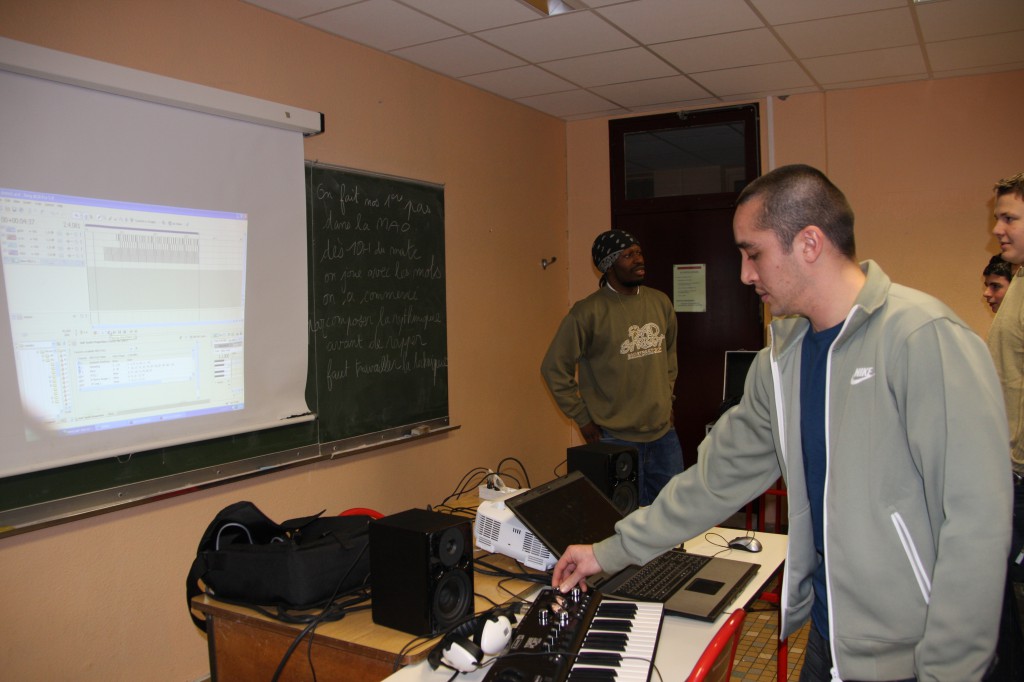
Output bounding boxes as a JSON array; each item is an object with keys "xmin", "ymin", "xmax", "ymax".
[{"xmin": 552, "ymin": 165, "xmax": 1012, "ymax": 681}]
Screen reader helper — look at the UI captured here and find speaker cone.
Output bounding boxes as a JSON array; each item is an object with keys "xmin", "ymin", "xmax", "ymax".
[
  {"xmin": 611, "ymin": 481, "xmax": 639, "ymax": 515},
  {"xmin": 437, "ymin": 526, "xmax": 465, "ymax": 568},
  {"xmin": 433, "ymin": 569, "xmax": 473, "ymax": 629},
  {"xmin": 613, "ymin": 451, "xmax": 634, "ymax": 479}
]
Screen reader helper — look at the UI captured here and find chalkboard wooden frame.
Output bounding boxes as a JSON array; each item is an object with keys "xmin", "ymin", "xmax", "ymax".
[{"xmin": 0, "ymin": 163, "xmax": 454, "ymax": 537}]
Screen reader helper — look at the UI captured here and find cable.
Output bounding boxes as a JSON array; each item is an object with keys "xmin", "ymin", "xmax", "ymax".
[
  {"xmin": 434, "ymin": 467, "xmax": 493, "ymax": 512},
  {"xmin": 268, "ymin": 540, "xmax": 371, "ymax": 681},
  {"xmin": 393, "ymin": 634, "xmax": 436, "ymax": 673},
  {"xmin": 495, "ymin": 456, "xmax": 532, "ymax": 489},
  {"xmin": 474, "ymin": 557, "xmax": 549, "ymax": 586},
  {"xmin": 270, "ymin": 617, "xmax": 320, "ymax": 682}
]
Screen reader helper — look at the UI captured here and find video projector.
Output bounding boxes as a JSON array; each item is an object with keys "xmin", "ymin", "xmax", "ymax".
[{"xmin": 474, "ymin": 497, "xmax": 555, "ymax": 571}]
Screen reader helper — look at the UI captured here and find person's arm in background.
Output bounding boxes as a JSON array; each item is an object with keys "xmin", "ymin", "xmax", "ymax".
[{"xmin": 541, "ymin": 312, "xmax": 600, "ymax": 442}]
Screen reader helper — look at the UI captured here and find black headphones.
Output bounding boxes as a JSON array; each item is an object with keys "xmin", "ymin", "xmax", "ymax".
[{"xmin": 427, "ymin": 606, "xmax": 518, "ymax": 673}]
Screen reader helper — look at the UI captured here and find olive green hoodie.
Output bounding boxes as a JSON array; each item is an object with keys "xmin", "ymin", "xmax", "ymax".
[{"xmin": 541, "ymin": 284, "xmax": 677, "ymax": 442}]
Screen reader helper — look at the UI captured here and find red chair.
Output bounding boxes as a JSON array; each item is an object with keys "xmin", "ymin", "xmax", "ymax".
[
  {"xmin": 686, "ymin": 608, "xmax": 746, "ymax": 682},
  {"xmin": 744, "ymin": 478, "xmax": 789, "ymax": 679},
  {"xmin": 339, "ymin": 507, "xmax": 383, "ymax": 519},
  {"xmin": 745, "ymin": 476, "xmax": 787, "ymax": 533}
]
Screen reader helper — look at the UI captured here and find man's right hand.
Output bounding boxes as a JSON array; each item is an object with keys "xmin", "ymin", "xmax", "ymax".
[
  {"xmin": 552, "ymin": 544, "xmax": 603, "ymax": 593},
  {"xmin": 579, "ymin": 422, "xmax": 602, "ymax": 444}
]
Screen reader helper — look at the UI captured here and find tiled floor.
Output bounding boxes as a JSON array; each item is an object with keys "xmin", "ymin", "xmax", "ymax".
[{"xmin": 732, "ymin": 601, "xmax": 810, "ymax": 681}]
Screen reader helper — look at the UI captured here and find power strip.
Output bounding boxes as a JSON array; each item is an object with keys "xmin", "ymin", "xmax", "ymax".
[{"xmin": 479, "ymin": 484, "xmax": 521, "ymax": 501}]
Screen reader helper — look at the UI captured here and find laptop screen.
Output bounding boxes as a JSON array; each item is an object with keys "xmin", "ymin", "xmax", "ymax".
[{"xmin": 506, "ymin": 471, "xmax": 624, "ymax": 556}]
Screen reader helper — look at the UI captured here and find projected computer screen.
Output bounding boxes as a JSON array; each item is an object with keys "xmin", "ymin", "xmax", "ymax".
[{"xmin": 1, "ymin": 188, "xmax": 247, "ymax": 437}]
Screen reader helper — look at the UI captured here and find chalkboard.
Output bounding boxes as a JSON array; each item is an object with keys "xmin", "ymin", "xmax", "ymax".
[
  {"xmin": 306, "ymin": 162, "xmax": 450, "ymax": 449},
  {"xmin": 0, "ymin": 164, "xmax": 452, "ymax": 535}
]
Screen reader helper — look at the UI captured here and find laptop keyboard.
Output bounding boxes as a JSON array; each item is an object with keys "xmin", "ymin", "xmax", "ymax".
[{"xmin": 614, "ymin": 550, "xmax": 710, "ymax": 601}]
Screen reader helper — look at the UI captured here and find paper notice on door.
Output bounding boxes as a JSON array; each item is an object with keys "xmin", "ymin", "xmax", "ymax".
[{"xmin": 673, "ymin": 264, "xmax": 706, "ymax": 313}]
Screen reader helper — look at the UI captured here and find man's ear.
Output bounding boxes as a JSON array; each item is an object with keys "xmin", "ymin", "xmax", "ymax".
[{"xmin": 797, "ymin": 225, "xmax": 825, "ymax": 262}]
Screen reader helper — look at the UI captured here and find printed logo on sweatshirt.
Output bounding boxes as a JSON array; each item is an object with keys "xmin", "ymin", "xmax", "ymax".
[
  {"xmin": 620, "ymin": 323, "xmax": 665, "ymax": 360},
  {"xmin": 850, "ymin": 367, "xmax": 876, "ymax": 385}
]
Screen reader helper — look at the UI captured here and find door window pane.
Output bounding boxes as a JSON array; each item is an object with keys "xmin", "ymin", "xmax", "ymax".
[{"xmin": 624, "ymin": 122, "xmax": 749, "ymax": 200}]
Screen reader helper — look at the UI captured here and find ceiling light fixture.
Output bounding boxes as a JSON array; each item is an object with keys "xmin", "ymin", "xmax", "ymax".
[{"xmin": 516, "ymin": 0, "xmax": 582, "ymax": 17}]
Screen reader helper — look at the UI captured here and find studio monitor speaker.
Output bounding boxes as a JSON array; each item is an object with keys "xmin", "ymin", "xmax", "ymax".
[
  {"xmin": 369, "ymin": 508, "xmax": 474, "ymax": 636},
  {"xmin": 567, "ymin": 443, "xmax": 639, "ymax": 514}
]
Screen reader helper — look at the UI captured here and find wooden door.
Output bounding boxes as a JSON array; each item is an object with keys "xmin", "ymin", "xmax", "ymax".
[{"xmin": 610, "ymin": 106, "xmax": 763, "ymax": 467}]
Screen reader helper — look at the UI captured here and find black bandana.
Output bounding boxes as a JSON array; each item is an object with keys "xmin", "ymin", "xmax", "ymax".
[{"xmin": 591, "ymin": 229, "xmax": 638, "ymax": 273}]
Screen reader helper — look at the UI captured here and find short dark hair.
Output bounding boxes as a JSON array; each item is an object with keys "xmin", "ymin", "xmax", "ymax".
[
  {"xmin": 995, "ymin": 172, "xmax": 1024, "ymax": 199},
  {"xmin": 984, "ymin": 254, "xmax": 1013, "ymax": 279},
  {"xmin": 736, "ymin": 164, "xmax": 856, "ymax": 258}
]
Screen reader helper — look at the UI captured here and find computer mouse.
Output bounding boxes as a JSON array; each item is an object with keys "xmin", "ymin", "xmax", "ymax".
[{"xmin": 728, "ymin": 536, "xmax": 762, "ymax": 553}]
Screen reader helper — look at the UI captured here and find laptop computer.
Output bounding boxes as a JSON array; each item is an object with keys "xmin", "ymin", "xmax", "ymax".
[{"xmin": 505, "ymin": 471, "xmax": 759, "ymax": 621}]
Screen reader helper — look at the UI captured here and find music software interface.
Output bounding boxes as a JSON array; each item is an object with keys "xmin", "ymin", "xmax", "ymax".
[{"xmin": 0, "ymin": 188, "xmax": 247, "ymax": 437}]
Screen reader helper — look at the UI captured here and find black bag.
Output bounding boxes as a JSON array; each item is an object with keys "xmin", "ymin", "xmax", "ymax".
[{"xmin": 186, "ymin": 500, "xmax": 372, "ymax": 631}]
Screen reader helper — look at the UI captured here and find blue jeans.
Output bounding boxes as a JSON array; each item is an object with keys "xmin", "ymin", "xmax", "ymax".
[
  {"xmin": 600, "ymin": 427, "xmax": 683, "ymax": 505},
  {"xmin": 991, "ymin": 482, "xmax": 1024, "ymax": 681},
  {"xmin": 800, "ymin": 625, "xmax": 916, "ymax": 682}
]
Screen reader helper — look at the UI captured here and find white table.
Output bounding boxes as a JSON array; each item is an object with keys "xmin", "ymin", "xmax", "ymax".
[{"xmin": 383, "ymin": 526, "xmax": 788, "ymax": 681}]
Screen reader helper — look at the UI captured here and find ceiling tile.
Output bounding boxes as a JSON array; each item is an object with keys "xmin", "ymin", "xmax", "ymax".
[
  {"xmin": 542, "ymin": 47, "xmax": 677, "ymax": 87},
  {"xmin": 926, "ymin": 30, "xmax": 1024, "ymax": 72},
  {"xmin": 596, "ymin": 0, "xmax": 764, "ymax": 44},
  {"xmin": 303, "ymin": 0, "xmax": 460, "ymax": 52},
  {"xmin": 396, "ymin": 0, "xmax": 540, "ymax": 32},
  {"xmin": 803, "ymin": 45, "xmax": 927, "ymax": 85},
  {"xmin": 517, "ymin": 89, "xmax": 627, "ymax": 118},
  {"xmin": 749, "ymin": 0, "xmax": 904, "ymax": 25},
  {"xmin": 392, "ymin": 35, "xmax": 526, "ymax": 78},
  {"xmin": 691, "ymin": 61, "xmax": 815, "ymax": 97},
  {"xmin": 929, "ymin": 61, "xmax": 1024, "ymax": 79},
  {"xmin": 820, "ymin": 73, "xmax": 925, "ymax": 91},
  {"xmin": 242, "ymin": 0, "xmax": 362, "ymax": 20},
  {"xmin": 575, "ymin": 0, "xmax": 640, "ymax": 8},
  {"xmin": 774, "ymin": 8, "xmax": 917, "ymax": 59},
  {"xmin": 916, "ymin": 0, "xmax": 1024, "ymax": 42},
  {"xmin": 477, "ymin": 11, "xmax": 637, "ymax": 62},
  {"xmin": 652, "ymin": 29, "xmax": 790, "ymax": 73},
  {"xmin": 461, "ymin": 65, "xmax": 577, "ymax": 99},
  {"xmin": 591, "ymin": 75, "xmax": 711, "ymax": 107}
]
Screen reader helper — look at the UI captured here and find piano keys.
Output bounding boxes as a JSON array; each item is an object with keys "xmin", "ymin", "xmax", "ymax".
[
  {"xmin": 568, "ymin": 598, "xmax": 663, "ymax": 681},
  {"xmin": 482, "ymin": 588, "xmax": 664, "ymax": 682}
]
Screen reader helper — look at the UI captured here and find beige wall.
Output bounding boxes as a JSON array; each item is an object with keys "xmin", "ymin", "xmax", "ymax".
[
  {"xmin": 2, "ymin": 1, "xmax": 1024, "ymax": 680},
  {"xmin": 0, "ymin": 1, "xmax": 571, "ymax": 680}
]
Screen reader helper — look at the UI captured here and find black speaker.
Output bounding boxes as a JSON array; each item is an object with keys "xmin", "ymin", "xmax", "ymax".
[
  {"xmin": 369, "ymin": 508, "xmax": 474, "ymax": 636},
  {"xmin": 567, "ymin": 443, "xmax": 639, "ymax": 514}
]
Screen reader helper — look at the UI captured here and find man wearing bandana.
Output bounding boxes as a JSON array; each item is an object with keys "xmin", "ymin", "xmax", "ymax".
[{"xmin": 541, "ymin": 229, "xmax": 683, "ymax": 504}]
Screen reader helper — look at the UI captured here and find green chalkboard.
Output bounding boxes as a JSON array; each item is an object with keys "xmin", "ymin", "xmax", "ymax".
[
  {"xmin": 306, "ymin": 162, "xmax": 449, "ymax": 446},
  {"xmin": 0, "ymin": 164, "xmax": 449, "ymax": 535}
]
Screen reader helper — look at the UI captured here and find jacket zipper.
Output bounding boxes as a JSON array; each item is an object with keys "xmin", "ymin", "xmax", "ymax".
[{"xmin": 822, "ymin": 309, "xmax": 857, "ymax": 681}]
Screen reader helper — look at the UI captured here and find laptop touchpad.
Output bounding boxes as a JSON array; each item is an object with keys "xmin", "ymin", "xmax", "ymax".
[{"xmin": 686, "ymin": 578, "xmax": 724, "ymax": 595}]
